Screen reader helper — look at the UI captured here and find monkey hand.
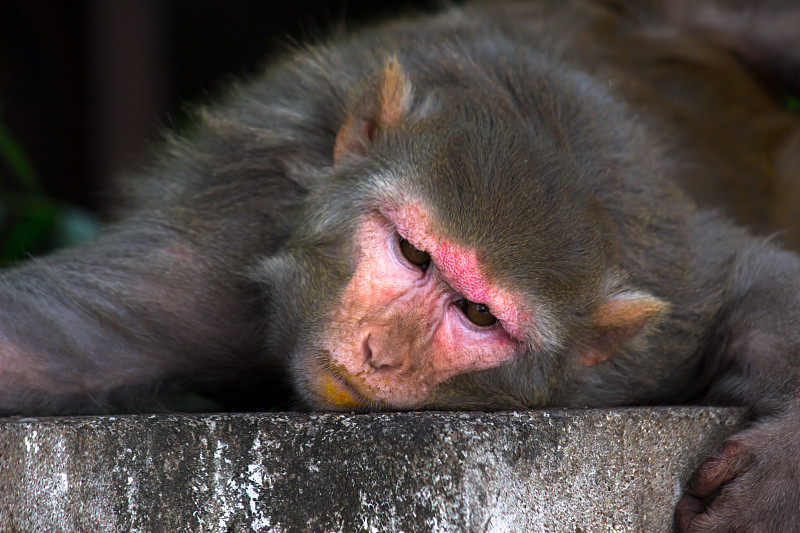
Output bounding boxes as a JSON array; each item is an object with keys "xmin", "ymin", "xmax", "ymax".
[{"xmin": 675, "ymin": 407, "xmax": 800, "ymax": 533}]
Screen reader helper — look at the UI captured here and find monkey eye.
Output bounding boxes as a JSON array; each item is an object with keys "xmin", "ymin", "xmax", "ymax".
[
  {"xmin": 398, "ymin": 236, "xmax": 431, "ymax": 270},
  {"xmin": 456, "ymin": 299, "xmax": 498, "ymax": 327}
]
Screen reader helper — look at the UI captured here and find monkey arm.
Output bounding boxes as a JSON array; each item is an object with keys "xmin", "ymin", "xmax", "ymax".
[
  {"xmin": 0, "ymin": 215, "xmax": 267, "ymax": 414},
  {"xmin": 0, "ymin": 81, "xmax": 319, "ymax": 414},
  {"xmin": 676, "ymin": 240, "xmax": 800, "ymax": 532},
  {"xmin": 703, "ymin": 241, "xmax": 800, "ymax": 412}
]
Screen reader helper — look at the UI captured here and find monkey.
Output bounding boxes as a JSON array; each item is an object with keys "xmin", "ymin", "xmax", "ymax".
[{"xmin": 1, "ymin": 0, "xmax": 800, "ymax": 531}]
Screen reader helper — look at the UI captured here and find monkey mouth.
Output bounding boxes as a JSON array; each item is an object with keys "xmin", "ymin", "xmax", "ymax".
[{"xmin": 317, "ymin": 370, "xmax": 369, "ymax": 409}]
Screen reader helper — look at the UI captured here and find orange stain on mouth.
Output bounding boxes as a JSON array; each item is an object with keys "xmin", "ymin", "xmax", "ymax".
[{"xmin": 322, "ymin": 374, "xmax": 363, "ymax": 408}]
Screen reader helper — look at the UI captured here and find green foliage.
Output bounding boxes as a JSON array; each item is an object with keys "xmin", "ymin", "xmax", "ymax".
[
  {"xmin": 786, "ymin": 93, "xmax": 800, "ymax": 113},
  {"xmin": 0, "ymin": 112, "xmax": 100, "ymax": 266}
]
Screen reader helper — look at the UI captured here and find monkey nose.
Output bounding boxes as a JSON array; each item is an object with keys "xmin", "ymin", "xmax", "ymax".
[{"xmin": 363, "ymin": 334, "xmax": 407, "ymax": 372}]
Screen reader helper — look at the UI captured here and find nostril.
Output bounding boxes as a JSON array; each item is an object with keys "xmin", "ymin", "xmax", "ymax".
[
  {"xmin": 363, "ymin": 334, "xmax": 400, "ymax": 371},
  {"xmin": 362, "ymin": 335, "xmax": 374, "ymax": 365}
]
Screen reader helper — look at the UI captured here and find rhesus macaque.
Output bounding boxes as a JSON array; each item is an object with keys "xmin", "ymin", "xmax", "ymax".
[{"xmin": 2, "ymin": 0, "xmax": 800, "ymax": 531}]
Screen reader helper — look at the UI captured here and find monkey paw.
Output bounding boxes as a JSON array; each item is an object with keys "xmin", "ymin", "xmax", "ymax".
[{"xmin": 675, "ymin": 414, "xmax": 800, "ymax": 533}]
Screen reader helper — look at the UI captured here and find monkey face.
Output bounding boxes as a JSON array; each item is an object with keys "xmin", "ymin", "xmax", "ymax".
[{"xmin": 306, "ymin": 208, "xmax": 529, "ymax": 410}]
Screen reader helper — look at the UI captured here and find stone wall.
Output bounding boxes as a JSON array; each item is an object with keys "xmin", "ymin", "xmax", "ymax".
[{"xmin": 0, "ymin": 407, "xmax": 746, "ymax": 532}]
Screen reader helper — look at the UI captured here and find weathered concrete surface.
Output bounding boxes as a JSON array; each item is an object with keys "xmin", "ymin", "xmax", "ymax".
[{"xmin": 0, "ymin": 408, "xmax": 745, "ymax": 533}]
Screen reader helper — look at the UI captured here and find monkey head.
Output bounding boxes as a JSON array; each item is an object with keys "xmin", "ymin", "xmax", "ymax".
[{"xmin": 258, "ymin": 56, "xmax": 666, "ymax": 411}]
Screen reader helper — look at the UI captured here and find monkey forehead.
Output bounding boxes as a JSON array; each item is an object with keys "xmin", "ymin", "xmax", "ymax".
[{"xmin": 383, "ymin": 202, "xmax": 530, "ymax": 338}]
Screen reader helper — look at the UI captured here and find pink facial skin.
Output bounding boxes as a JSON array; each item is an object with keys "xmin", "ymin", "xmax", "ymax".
[
  {"xmin": 315, "ymin": 203, "xmax": 532, "ymax": 410},
  {"xmin": 390, "ymin": 204, "xmax": 528, "ymax": 338}
]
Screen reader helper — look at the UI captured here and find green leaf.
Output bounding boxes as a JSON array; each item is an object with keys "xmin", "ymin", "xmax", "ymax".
[
  {"xmin": 0, "ymin": 119, "xmax": 44, "ymax": 193},
  {"xmin": 0, "ymin": 201, "xmax": 57, "ymax": 264},
  {"xmin": 785, "ymin": 93, "xmax": 800, "ymax": 113}
]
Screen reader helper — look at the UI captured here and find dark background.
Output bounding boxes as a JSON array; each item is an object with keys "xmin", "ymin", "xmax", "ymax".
[{"xmin": 0, "ymin": 0, "xmax": 437, "ymax": 259}]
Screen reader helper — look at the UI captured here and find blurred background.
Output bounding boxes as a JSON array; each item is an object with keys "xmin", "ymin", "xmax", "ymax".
[{"xmin": 0, "ymin": 0, "xmax": 436, "ymax": 264}]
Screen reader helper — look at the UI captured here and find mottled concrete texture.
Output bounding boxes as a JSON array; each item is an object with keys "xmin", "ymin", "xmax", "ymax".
[{"xmin": 0, "ymin": 408, "xmax": 745, "ymax": 533}]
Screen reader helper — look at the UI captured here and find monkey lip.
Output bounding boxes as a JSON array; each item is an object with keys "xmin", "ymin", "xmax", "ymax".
[{"xmin": 318, "ymin": 371, "xmax": 369, "ymax": 409}]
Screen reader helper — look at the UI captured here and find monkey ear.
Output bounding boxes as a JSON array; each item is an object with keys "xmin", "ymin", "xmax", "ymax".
[
  {"xmin": 581, "ymin": 291, "xmax": 667, "ymax": 367},
  {"xmin": 333, "ymin": 56, "xmax": 412, "ymax": 165}
]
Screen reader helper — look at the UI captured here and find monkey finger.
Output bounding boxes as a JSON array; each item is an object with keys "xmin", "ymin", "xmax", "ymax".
[
  {"xmin": 688, "ymin": 440, "xmax": 750, "ymax": 498},
  {"xmin": 675, "ymin": 494, "xmax": 705, "ymax": 533},
  {"xmin": 685, "ymin": 490, "xmax": 753, "ymax": 533}
]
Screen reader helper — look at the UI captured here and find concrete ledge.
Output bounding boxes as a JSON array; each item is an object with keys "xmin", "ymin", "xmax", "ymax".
[{"xmin": 0, "ymin": 408, "xmax": 746, "ymax": 532}]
